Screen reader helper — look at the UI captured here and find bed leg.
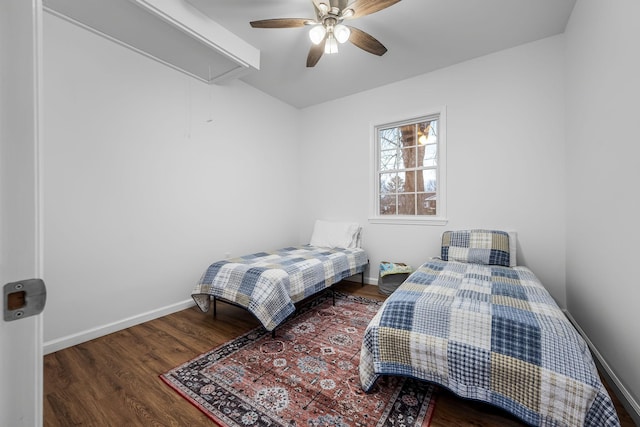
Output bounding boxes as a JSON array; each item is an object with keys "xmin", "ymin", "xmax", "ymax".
[
  {"xmin": 332, "ymin": 288, "xmax": 336, "ymax": 306},
  {"xmin": 271, "ymin": 329, "xmax": 276, "ymax": 339},
  {"xmin": 212, "ymin": 296, "xmax": 217, "ymax": 318},
  {"xmin": 361, "ymin": 271, "xmax": 365, "ymax": 287}
]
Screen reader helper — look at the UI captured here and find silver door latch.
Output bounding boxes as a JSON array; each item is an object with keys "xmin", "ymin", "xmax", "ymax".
[{"xmin": 3, "ymin": 279, "xmax": 46, "ymax": 321}]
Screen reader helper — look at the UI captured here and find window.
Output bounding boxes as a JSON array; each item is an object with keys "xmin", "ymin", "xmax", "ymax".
[{"xmin": 371, "ymin": 109, "xmax": 447, "ymax": 225}]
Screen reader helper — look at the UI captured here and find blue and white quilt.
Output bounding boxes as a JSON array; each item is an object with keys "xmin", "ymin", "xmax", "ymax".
[
  {"xmin": 192, "ymin": 246, "xmax": 368, "ymax": 331},
  {"xmin": 360, "ymin": 259, "xmax": 620, "ymax": 427}
]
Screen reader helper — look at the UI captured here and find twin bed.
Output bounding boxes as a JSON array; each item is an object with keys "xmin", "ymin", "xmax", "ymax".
[
  {"xmin": 191, "ymin": 245, "xmax": 367, "ymax": 331},
  {"xmin": 360, "ymin": 229, "xmax": 620, "ymax": 427},
  {"xmin": 191, "ymin": 226, "xmax": 620, "ymax": 426},
  {"xmin": 191, "ymin": 221, "xmax": 368, "ymax": 332}
]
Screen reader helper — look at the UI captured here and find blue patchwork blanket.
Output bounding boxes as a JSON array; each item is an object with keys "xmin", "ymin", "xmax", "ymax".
[
  {"xmin": 192, "ymin": 246, "xmax": 368, "ymax": 331},
  {"xmin": 360, "ymin": 259, "xmax": 620, "ymax": 427}
]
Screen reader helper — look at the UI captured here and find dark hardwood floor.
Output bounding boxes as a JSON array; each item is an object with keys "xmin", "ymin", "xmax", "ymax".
[{"xmin": 44, "ymin": 281, "xmax": 636, "ymax": 426}]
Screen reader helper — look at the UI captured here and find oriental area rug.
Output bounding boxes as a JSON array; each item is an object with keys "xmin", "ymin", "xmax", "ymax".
[{"xmin": 161, "ymin": 292, "xmax": 437, "ymax": 427}]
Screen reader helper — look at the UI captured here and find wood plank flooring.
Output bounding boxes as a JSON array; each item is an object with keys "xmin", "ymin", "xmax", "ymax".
[{"xmin": 44, "ymin": 281, "xmax": 636, "ymax": 426}]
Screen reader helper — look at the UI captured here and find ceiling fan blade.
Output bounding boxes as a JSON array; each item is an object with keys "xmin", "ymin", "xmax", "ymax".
[
  {"xmin": 250, "ymin": 18, "xmax": 310, "ymax": 28},
  {"xmin": 312, "ymin": 1, "xmax": 322, "ymax": 19},
  {"xmin": 348, "ymin": 0, "xmax": 401, "ymax": 18},
  {"xmin": 348, "ymin": 26, "xmax": 387, "ymax": 56},
  {"xmin": 331, "ymin": 0, "xmax": 349, "ymax": 10},
  {"xmin": 307, "ymin": 39, "xmax": 326, "ymax": 67}
]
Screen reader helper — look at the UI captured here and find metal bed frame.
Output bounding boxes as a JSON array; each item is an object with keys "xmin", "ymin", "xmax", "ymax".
[{"xmin": 211, "ymin": 269, "xmax": 367, "ymax": 338}]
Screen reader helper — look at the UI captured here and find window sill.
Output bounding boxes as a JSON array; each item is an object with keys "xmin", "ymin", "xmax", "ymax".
[{"xmin": 368, "ymin": 216, "xmax": 449, "ymax": 226}]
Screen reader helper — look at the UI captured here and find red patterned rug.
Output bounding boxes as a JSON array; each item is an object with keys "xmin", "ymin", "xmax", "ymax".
[{"xmin": 161, "ymin": 292, "xmax": 436, "ymax": 426}]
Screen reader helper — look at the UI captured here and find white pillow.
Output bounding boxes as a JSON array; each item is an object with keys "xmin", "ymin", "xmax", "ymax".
[{"xmin": 310, "ymin": 220, "xmax": 361, "ymax": 249}]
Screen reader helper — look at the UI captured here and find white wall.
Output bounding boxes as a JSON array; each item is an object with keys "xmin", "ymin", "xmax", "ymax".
[
  {"xmin": 299, "ymin": 36, "xmax": 567, "ymax": 305},
  {"xmin": 42, "ymin": 13, "xmax": 302, "ymax": 348},
  {"xmin": 565, "ymin": 0, "xmax": 640, "ymax": 410}
]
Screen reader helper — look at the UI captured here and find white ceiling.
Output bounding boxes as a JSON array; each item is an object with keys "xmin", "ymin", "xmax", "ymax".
[{"xmin": 187, "ymin": 0, "xmax": 576, "ymax": 109}]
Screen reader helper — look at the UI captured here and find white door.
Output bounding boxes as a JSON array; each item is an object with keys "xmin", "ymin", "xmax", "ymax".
[{"xmin": 0, "ymin": 0, "xmax": 44, "ymax": 426}]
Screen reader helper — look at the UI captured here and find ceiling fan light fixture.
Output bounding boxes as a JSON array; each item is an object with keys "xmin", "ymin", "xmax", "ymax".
[
  {"xmin": 324, "ymin": 35, "xmax": 339, "ymax": 54},
  {"xmin": 317, "ymin": 2, "xmax": 329, "ymax": 14},
  {"xmin": 309, "ymin": 24, "xmax": 326, "ymax": 44},
  {"xmin": 341, "ymin": 8, "xmax": 354, "ymax": 19},
  {"xmin": 334, "ymin": 24, "xmax": 350, "ymax": 43}
]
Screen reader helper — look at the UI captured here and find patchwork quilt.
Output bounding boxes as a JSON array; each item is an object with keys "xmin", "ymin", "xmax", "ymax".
[
  {"xmin": 359, "ymin": 259, "xmax": 620, "ymax": 427},
  {"xmin": 192, "ymin": 246, "xmax": 368, "ymax": 331}
]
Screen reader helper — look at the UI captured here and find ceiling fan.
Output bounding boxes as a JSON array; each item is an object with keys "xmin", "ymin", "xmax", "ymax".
[{"xmin": 250, "ymin": 0, "xmax": 401, "ymax": 67}]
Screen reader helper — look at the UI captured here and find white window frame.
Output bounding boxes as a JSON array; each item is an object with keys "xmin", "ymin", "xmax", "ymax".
[{"xmin": 369, "ymin": 107, "xmax": 447, "ymax": 225}]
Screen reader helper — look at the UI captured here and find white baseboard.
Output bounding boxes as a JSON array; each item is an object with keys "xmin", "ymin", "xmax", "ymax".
[
  {"xmin": 43, "ymin": 275, "xmax": 380, "ymax": 356},
  {"xmin": 43, "ymin": 299, "xmax": 196, "ymax": 355},
  {"xmin": 563, "ymin": 309, "xmax": 640, "ymax": 425},
  {"xmin": 44, "ymin": 276, "xmax": 380, "ymax": 355}
]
